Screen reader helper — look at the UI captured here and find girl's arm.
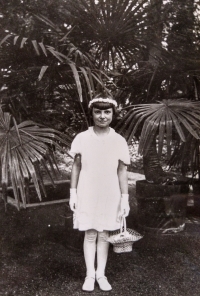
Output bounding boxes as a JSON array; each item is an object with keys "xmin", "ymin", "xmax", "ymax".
[
  {"xmin": 70, "ymin": 154, "xmax": 82, "ymax": 188},
  {"xmin": 69, "ymin": 154, "xmax": 81, "ymax": 211},
  {"xmin": 117, "ymin": 160, "xmax": 129, "ymax": 217},
  {"xmin": 117, "ymin": 160, "xmax": 128, "ymax": 194}
]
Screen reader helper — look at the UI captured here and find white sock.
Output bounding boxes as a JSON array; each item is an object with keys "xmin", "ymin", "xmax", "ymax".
[
  {"xmin": 83, "ymin": 229, "xmax": 97, "ymax": 277},
  {"xmin": 96, "ymin": 231, "xmax": 109, "ymax": 278}
]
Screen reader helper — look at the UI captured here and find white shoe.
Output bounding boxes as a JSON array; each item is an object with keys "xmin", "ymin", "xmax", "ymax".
[
  {"xmin": 96, "ymin": 275, "xmax": 112, "ymax": 291},
  {"xmin": 82, "ymin": 276, "xmax": 95, "ymax": 292}
]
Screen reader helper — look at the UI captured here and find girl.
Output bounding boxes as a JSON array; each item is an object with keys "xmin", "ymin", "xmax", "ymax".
[{"xmin": 69, "ymin": 94, "xmax": 130, "ymax": 292}]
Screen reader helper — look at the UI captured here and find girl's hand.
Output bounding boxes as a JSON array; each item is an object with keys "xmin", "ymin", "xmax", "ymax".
[
  {"xmin": 118, "ymin": 194, "xmax": 130, "ymax": 219},
  {"xmin": 69, "ymin": 188, "xmax": 78, "ymax": 211}
]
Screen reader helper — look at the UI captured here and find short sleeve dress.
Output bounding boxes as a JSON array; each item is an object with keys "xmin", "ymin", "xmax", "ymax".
[{"xmin": 70, "ymin": 127, "xmax": 130, "ymax": 232}]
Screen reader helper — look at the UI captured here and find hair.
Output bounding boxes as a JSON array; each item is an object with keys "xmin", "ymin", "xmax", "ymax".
[{"xmin": 89, "ymin": 94, "xmax": 117, "ymax": 115}]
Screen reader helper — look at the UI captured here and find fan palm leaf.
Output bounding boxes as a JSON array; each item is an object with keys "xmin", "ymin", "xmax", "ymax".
[
  {"xmin": 65, "ymin": 0, "xmax": 150, "ymax": 69},
  {"xmin": 0, "ymin": 107, "xmax": 72, "ymax": 210},
  {"xmin": 116, "ymin": 99, "xmax": 200, "ymax": 158}
]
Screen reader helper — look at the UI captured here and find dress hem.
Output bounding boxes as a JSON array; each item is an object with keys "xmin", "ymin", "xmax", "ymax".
[{"xmin": 73, "ymin": 225, "xmax": 120, "ymax": 232}]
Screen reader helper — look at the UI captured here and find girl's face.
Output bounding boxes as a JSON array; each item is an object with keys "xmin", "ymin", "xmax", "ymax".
[{"xmin": 92, "ymin": 108, "xmax": 113, "ymax": 128}]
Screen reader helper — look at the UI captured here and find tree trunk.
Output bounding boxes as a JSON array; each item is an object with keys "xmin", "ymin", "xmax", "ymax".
[
  {"xmin": 143, "ymin": 138, "xmax": 164, "ymax": 183},
  {"xmin": 143, "ymin": 138, "xmax": 189, "ymax": 184}
]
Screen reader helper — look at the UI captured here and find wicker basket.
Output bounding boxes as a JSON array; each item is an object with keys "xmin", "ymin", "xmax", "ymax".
[{"xmin": 107, "ymin": 216, "xmax": 143, "ymax": 253}]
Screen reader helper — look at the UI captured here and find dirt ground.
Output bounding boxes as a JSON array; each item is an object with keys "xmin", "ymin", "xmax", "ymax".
[{"xmin": 1, "ymin": 192, "xmax": 200, "ymax": 296}]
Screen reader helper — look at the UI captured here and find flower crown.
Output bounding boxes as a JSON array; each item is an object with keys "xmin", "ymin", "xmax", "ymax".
[{"xmin": 88, "ymin": 97, "xmax": 118, "ymax": 108}]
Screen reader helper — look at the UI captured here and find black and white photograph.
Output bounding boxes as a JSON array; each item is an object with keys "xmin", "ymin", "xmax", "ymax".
[{"xmin": 0, "ymin": 0, "xmax": 200, "ymax": 295}]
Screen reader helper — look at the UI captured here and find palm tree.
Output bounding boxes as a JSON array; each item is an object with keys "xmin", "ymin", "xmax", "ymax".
[
  {"xmin": 0, "ymin": 0, "xmax": 113, "ymax": 130},
  {"xmin": 1, "ymin": 0, "xmax": 200, "ymax": 185},
  {"xmin": 63, "ymin": 0, "xmax": 149, "ymax": 69},
  {"xmin": 116, "ymin": 99, "xmax": 200, "ymax": 184},
  {"xmin": 0, "ymin": 106, "xmax": 72, "ymax": 210}
]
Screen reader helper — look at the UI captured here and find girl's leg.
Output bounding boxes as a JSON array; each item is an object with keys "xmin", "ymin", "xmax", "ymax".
[
  {"xmin": 96, "ymin": 231, "xmax": 109, "ymax": 277},
  {"xmin": 82, "ymin": 229, "xmax": 97, "ymax": 291},
  {"xmin": 83, "ymin": 229, "xmax": 97, "ymax": 277},
  {"xmin": 96, "ymin": 231, "xmax": 112, "ymax": 291}
]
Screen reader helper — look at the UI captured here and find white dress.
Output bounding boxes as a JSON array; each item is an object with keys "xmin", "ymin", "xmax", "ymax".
[{"xmin": 70, "ymin": 127, "xmax": 130, "ymax": 231}]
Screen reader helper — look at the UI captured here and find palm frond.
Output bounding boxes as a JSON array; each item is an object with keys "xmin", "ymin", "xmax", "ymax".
[
  {"xmin": 116, "ymin": 99, "xmax": 200, "ymax": 157},
  {"xmin": 0, "ymin": 33, "xmax": 109, "ymax": 106},
  {"xmin": 66, "ymin": 0, "xmax": 150, "ymax": 69},
  {"xmin": 0, "ymin": 107, "xmax": 72, "ymax": 209}
]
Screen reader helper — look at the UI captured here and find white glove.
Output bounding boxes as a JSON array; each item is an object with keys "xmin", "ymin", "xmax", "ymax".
[
  {"xmin": 118, "ymin": 194, "xmax": 130, "ymax": 219},
  {"xmin": 69, "ymin": 188, "xmax": 77, "ymax": 212}
]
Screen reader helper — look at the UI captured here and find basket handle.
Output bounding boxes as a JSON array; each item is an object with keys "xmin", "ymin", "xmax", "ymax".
[{"xmin": 120, "ymin": 215, "xmax": 127, "ymax": 235}]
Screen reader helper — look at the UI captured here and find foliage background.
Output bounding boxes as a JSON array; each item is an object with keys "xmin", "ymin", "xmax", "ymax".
[
  {"xmin": 0, "ymin": 0, "xmax": 200, "ymax": 131},
  {"xmin": 0, "ymin": 0, "xmax": 200, "ymax": 185}
]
